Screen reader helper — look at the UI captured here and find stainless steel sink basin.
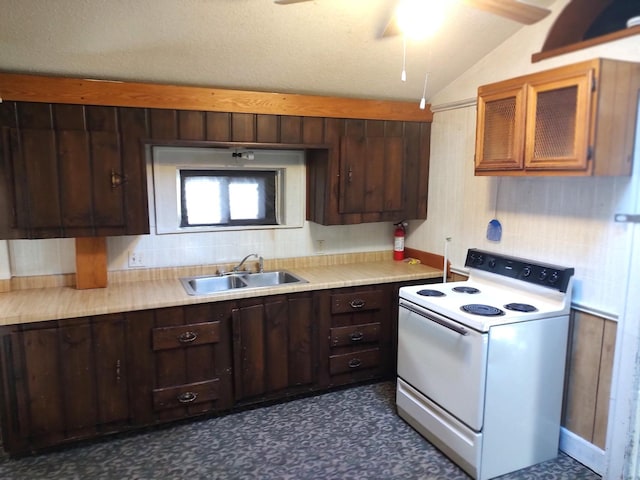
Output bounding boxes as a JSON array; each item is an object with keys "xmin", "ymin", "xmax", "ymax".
[
  {"xmin": 180, "ymin": 270, "xmax": 307, "ymax": 295},
  {"xmin": 181, "ymin": 274, "xmax": 247, "ymax": 295},
  {"xmin": 239, "ymin": 270, "xmax": 306, "ymax": 288}
]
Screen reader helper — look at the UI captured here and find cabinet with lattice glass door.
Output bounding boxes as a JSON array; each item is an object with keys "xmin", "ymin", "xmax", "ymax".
[
  {"xmin": 475, "ymin": 85, "xmax": 526, "ymax": 172},
  {"xmin": 475, "ymin": 58, "xmax": 640, "ymax": 176},
  {"xmin": 524, "ymin": 70, "xmax": 593, "ymax": 171}
]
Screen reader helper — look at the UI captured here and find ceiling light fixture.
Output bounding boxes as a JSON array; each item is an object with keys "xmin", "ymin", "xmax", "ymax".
[{"xmin": 395, "ymin": 0, "xmax": 450, "ymax": 41}]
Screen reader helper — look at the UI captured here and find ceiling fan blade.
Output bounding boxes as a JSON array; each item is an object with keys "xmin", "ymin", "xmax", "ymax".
[
  {"xmin": 381, "ymin": 13, "xmax": 401, "ymax": 38},
  {"xmin": 274, "ymin": 0, "xmax": 313, "ymax": 4},
  {"xmin": 461, "ymin": 0, "xmax": 551, "ymax": 25}
]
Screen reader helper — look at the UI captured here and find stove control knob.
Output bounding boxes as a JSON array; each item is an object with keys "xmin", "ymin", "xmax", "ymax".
[
  {"xmin": 470, "ymin": 253, "xmax": 485, "ymax": 266},
  {"xmin": 522, "ymin": 266, "xmax": 532, "ymax": 277},
  {"xmin": 488, "ymin": 258, "xmax": 497, "ymax": 269},
  {"xmin": 538, "ymin": 269, "xmax": 548, "ymax": 281},
  {"xmin": 548, "ymin": 271, "xmax": 559, "ymax": 285}
]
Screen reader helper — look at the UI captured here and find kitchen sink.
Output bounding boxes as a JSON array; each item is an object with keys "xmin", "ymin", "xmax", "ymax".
[{"xmin": 180, "ymin": 270, "xmax": 307, "ymax": 295}]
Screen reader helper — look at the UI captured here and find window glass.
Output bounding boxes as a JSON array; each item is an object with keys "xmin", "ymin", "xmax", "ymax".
[{"xmin": 179, "ymin": 170, "xmax": 276, "ymax": 227}]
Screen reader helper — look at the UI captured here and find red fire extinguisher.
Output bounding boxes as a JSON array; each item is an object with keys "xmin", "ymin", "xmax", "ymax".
[{"xmin": 393, "ymin": 222, "xmax": 406, "ymax": 261}]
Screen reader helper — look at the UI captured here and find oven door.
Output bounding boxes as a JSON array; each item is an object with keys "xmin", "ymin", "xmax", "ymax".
[{"xmin": 397, "ymin": 299, "xmax": 489, "ymax": 431}]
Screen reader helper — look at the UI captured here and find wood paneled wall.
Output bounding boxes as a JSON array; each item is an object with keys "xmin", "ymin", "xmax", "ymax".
[{"xmin": 562, "ymin": 309, "xmax": 616, "ymax": 449}]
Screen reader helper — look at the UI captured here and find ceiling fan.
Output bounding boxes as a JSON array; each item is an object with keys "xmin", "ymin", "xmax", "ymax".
[{"xmin": 274, "ymin": 0, "xmax": 551, "ymax": 36}]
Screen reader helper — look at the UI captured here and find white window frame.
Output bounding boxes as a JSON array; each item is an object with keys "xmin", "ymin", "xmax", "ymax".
[{"xmin": 149, "ymin": 146, "xmax": 305, "ymax": 234}]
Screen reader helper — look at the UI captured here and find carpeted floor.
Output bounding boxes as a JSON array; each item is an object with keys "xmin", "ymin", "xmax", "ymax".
[{"xmin": 0, "ymin": 382, "xmax": 601, "ymax": 479}]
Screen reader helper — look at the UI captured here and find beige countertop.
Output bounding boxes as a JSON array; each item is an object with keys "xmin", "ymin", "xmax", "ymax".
[{"xmin": 0, "ymin": 260, "xmax": 441, "ymax": 326}]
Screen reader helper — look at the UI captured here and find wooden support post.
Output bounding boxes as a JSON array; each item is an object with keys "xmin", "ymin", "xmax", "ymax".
[{"xmin": 75, "ymin": 237, "xmax": 108, "ymax": 289}]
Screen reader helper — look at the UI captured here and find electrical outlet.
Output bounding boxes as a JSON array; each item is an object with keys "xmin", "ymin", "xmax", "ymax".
[
  {"xmin": 317, "ymin": 239, "xmax": 325, "ymax": 253},
  {"xmin": 128, "ymin": 251, "xmax": 145, "ymax": 268}
]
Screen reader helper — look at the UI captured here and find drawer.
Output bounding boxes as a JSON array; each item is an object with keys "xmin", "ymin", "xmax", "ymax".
[
  {"xmin": 152, "ymin": 378, "xmax": 220, "ymax": 411},
  {"xmin": 329, "ymin": 348, "xmax": 380, "ymax": 375},
  {"xmin": 152, "ymin": 321, "xmax": 220, "ymax": 351},
  {"xmin": 331, "ymin": 290, "xmax": 383, "ymax": 314},
  {"xmin": 330, "ymin": 322, "xmax": 380, "ymax": 347}
]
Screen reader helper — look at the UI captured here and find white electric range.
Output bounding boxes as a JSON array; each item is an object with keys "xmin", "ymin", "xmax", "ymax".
[{"xmin": 396, "ymin": 248, "xmax": 575, "ymax": 480}]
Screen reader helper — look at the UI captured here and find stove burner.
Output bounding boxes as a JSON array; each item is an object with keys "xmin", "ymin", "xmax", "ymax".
[
  {"xmin": 417, "ymin": 289, "xmax": 445, "ymax": 297},
  {"xmin": 452, "ymin": 286, "xmax": 480, "ymax": 294},
  {"xmin": 504, "ymin": 303, "xmax": 538, "ymax": 312},
  {"xmin": 461, "ymin": 304, "xmax": 505, "ymax": 316}
]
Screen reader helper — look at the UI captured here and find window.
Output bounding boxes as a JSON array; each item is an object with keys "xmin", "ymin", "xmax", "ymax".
[
  {"xmin": 149, "ymin": 146, "xmax": 305, "ymax": 234},
  {"xmin": 180, "ymin": 170, "xmax": 277, "ymax": 227}
]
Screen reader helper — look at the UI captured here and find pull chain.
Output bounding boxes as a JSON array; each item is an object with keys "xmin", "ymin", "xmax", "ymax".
[
  {"xmin": 401, "ymin": 35, "xmax": 407, "ymax": 82},
  {"xmin": 419, "ymin": 72, "xmax": 429, "ymax": 110}
]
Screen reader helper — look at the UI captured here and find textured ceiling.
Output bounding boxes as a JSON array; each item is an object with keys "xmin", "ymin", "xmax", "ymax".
[{"xmin": 0, "ymin": 0, "xmax": 555, "ymax": 103}]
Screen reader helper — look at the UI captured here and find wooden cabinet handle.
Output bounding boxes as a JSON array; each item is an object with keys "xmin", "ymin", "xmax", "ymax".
[
  {"xmin": 350, "ymin": 331, "xmax": 364, "ymax": 342},
  {"xmin": 348, "ymin": 358, "xmax": 362, "ymax": 369},
  {"xmin": 349, "ymin": 299, "xmax": 365, "ymax": 309},
  {"xmin": 177, "ymin": 391, "xmax": 198, "ymax": 403},
  {"xmin": 348, "ymin": 166, "xmax": 353, "ymax": 184},
  {"xmin": 115, "ymin": 359, "xmax": 121, "ymax": 382},
  {"xmin": 178, "ymin": 331, "xmax": 198, "ymax": 343}
]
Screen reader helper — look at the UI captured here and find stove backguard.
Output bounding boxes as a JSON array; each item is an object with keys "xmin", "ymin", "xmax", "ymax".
[{"xmin": 464, "ymin": 249, "xmax": 574, "ymax": 293}]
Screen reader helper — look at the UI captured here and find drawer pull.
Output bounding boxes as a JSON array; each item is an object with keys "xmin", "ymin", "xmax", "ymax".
[
  {"xmin": 350, "ymin": 331, "xmax": 364, "ymax": 342},
  {"xmin": 348, "ymin": 358, "xmax": 362, "ymax": 369},
  {"xmin": 177, "ymin": 391, "xmax": 198, "ymax": 403},
  {"xmin": 178, "ymin": 331, "xmax": 198, "ymax": 343},
  {"xmin": 349, "ymin": 299, "xmax": 366, "ymax": 309}
]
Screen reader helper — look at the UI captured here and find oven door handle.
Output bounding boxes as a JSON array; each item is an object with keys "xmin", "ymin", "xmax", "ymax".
[{"xmin": 400, "ymin": 302, "xmax": 469, "ymax": 336}]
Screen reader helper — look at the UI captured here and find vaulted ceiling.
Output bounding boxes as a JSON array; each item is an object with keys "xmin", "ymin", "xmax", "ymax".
[{"xmin": 0, "ymin": 0, "xmax": 556, "ymax": 103}]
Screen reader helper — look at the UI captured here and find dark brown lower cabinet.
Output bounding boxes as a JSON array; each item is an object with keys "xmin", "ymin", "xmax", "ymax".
[
  {"xmin": 316, "ymin": 284, "xmax": 394, "ymax": 388},
  {"xmin": 0, "ymin": 281, "xmax": 424, "ymax": 455},
  {"xmin": 0, "ymin": 315, "xmax": 130, "ymax": 454},
  {"xmin": 126, "ymin": 302, "xmax": 234, "ymax": 426},
  {"xmin": 232, "ymin": 292, "xmax": 316, "ymax": 403}
]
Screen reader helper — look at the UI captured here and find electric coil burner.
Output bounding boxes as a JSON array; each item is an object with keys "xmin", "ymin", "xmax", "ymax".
[
  {"xmin": 505, "ymin": 303, "xmax": 537, "ymax": 312},
  {"xmin": 417, "ymin": 289, "xmax": 445, "ymax": 297},
  {"xmin": 396, "ymin": 249, "xmax": 574, "ymax": 480},
  {"xmin": 452, "ymin": 286, "xmax": 480, "ymax": 294},
  {"xmin": 461, "ymin": 304, "xmax": 504, "ymax": 316}
]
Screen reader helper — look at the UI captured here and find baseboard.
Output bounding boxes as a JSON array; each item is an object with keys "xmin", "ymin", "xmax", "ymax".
[{"xmin": 559, "ymin": 427, "xmax": 605, "ymax": 475}]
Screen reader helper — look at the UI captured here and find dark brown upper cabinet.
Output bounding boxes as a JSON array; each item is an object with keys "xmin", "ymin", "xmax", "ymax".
[
  {"xmin": 0, "ymin": 102, "xmax": 150, "ymax": 239},
  {"xmin": 307, "ymin": 119, "xmax": 430, "ymax": 225},
  {"xmin": 0, "ymin": 85, "xmax": 431, "ymax": 237}
]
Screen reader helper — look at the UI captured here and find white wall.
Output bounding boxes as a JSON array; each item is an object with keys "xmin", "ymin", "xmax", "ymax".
[
  {"xmin": 7, "ymin": 220, "xmax": 395, "ymax": 276},
  {"xmin": 407, "ymin": 0, "xmax": 640, "ymax": 317}
]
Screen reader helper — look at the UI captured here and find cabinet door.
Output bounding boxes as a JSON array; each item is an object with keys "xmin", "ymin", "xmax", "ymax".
[
  {"xmin": 338, "ymin": 136, "xmax": 404, "ymax": 215},
  {"xmin": 232, "ymin": 293, "xmax": 316, "ymax": 402},
  {"xmin": 0, "ymin": 316, "xmax": 130, "ymax": 454},
  {"xmin": 93, "ymin": 315, "xmax": 130, "ymax": 427},
  {"xmin": 525, "ymin": 70, "xmax": 594, "ymax": 171},
  {"xmin": 0, "ymin": 101, "xmax": 149, "ymax": 239},
  {"xmin": 7, "ymin": 128, "xmax": 128, "ymax": 237},
  {"xmin": 475, "ymin": 86, "xmax": 526, "ymax": 172}
]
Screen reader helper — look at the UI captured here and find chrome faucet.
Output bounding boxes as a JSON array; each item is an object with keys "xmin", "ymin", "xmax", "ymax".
[{"xmin": 232, "ymin": 253, "xmax": 263, "ymax": 273}]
